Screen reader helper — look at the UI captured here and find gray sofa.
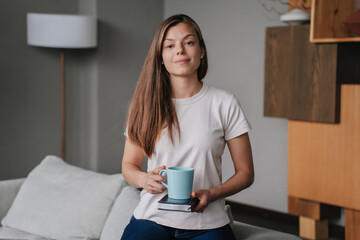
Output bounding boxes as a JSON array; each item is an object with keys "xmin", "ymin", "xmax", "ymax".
[{"xmin": 0, "ymin": 156, "xmax": 300, "ymax": 240}]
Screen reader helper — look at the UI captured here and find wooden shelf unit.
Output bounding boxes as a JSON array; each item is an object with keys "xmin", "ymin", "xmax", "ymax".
[
  {"xmin": 310, "ymin": 0, "xmax": 360, "ymax": 43},
  {"xmin": 288, "ymin": 85, "xmax": 360, "ymax": 239},
  {"xmin": 264, "ymin": 25, "xmax": 360, "ymax": 123}
]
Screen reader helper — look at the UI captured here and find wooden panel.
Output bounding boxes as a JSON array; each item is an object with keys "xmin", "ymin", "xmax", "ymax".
[
  {"xmin": 264, "ymin": 25, "xmax": 360, "ymax": 122},
  {"xmin": 311, "ymin": 37, "xmax": 360, "ymax": 43},
  {"xmin": 310, "ymin": 0, "xmax": 360, "ymax": 42},
  {"xmin": 288, "ymin": 85, "xmax": 360, "ymax": 210},
  {"xmin": 264, "ymin": 25, "xmax": 340, "ymax": 123},
  {"xmin": 345, "ymin": 208, "xmax": 360, "ymax": 240},
  {"xmin": 264, "ymin": 27, "xmax": 293, "ymax": 118},
  {"xmin": 289, "ymin": 197, "xmax": 320, "ymax": 219},
  {"xmin": 291, "ymin": 25, "xmax": 339, "ymax": 122},
  {"xmin": 288, "ymin": 196, "xmax": 340, "ymax": 220},
  {"xmin": 300, "ymin": 216, "xmax": 329, "ymax": 239},
  {"xmin": 289, "ymin": 0, "xmax": 312, "ymax": 13}
]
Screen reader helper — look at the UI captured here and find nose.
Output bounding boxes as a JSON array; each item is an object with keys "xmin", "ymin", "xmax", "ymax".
[{"xmin": 176, "ymin": 45, "xmax": 185, "ymax": 55}]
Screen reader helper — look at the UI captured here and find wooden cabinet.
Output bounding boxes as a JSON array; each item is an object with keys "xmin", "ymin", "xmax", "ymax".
[
  {"xmin": 264, "ymin": 25, "xmax": 360, "ymax": 123},
  {"xmin": 264, "ymin": 3, "xmax": 360, "ymax": 238},
  {"xmin": 288, "ymin": 0, "xmax": 360, "ymax": 42},
  {"xmin": 288, "ymin": 85, "xmax": 360, "ymax": 211},
  {"xmin": 288, "ymin": 85, "xmax": 360, "ymax": 239},
  {"xmin": 310, "ymin": 0, "xmax": 360, "ymax": 43}
]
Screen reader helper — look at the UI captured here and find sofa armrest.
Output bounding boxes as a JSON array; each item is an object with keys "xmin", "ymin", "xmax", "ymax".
[
  {"xmin": 0, "ymin": 178, "xmax": 25, "ymax": 222},
  {"xmin": 232, "ymin": 220, "xmax": 301, "ymax": 240}
]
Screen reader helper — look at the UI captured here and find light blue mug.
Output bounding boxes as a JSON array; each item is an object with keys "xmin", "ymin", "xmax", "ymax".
[{"xmin": 159, "ymin": 166, "xmax": 194, "ymax": 200}]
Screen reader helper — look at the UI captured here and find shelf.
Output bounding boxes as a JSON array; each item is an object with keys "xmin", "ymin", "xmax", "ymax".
[
  {"xmin": 311, "ymin": 37, "xmax": 360, "ymax": 42},
  {"xmin": 310, "ymin": 0, "xmax": 360, "ymax": 43}
]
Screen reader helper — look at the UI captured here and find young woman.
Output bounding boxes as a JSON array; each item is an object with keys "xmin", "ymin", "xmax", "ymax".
[{"xmin": 121, "ymin": 14, "xmax": 254, "ymax": 240}]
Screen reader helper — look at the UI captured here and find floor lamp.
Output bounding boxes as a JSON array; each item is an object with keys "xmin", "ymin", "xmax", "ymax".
[{"xmin": 26, "ymin": 13, "xmax": 97, "ymax": 160}]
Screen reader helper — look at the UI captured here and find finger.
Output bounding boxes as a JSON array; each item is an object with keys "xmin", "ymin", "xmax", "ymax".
[
  {"xmin": 197, "ymin": 204, "xmax": 206, "ymax": 213},
  {"xmin": 150, "ymin": 174, "xmax": 165, "ymax": 183},
  {"xmin": 193, "ymin": 197, "xmax": 208, "ymax": 213},
  {"xmin": 160, "ymin": 183, "xmax": 167, "ymax": 190},
  {"xmin": 147, "ymin": 186, "xmax": 164, "ymax": 194},
  {"xmin": 148, "ymin": 189, "xmax": 162, "ymax": 194},
  {"xmin": 153, "ymin": 182, "xmax": 167, "ymax": 191},
  {"xmin": 148, "ymin": 183, "xmax": 166, "ymax": 193},
  {"xmin": 191, "ymin": 192, "xmax": 197, "ymax": 198},
  {"xmin": 152, "ymin": 165, "xmax": 166, "ymax": 175},
  {"xmin": 148, "ymin": 179, "xmax": 166, "ymax": 190},
  {"xmin": 194, "ymin": 208, "xmax": 204, "ymax": 213},
  {"xmin": 193, "ymin": 202, "xmax": 205, "ymax": 213}
]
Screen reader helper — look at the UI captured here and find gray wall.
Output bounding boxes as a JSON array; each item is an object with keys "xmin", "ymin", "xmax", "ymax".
[
  {"xmin": 0, "ymin": 0, "xmax": 163, "ymax": 178},
  {"xmin": 164, "ymin": 0, "xmax": 289, "ymax": 212},
  {"xmin": 95, "ymin": 0, "xmax": 163, "ymax": 173},
  {"xmin": 0, "ymin": 0, "xmax": 78, "ymax": 180},
  {"xmin": 69, "ymin": 0, "xmax": 164, "ymax": 172}
]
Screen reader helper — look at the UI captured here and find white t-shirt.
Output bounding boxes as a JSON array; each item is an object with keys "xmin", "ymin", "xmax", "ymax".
[{"xmin": 132, "ymin": 83, "xmax": 251, "ymax": 230}]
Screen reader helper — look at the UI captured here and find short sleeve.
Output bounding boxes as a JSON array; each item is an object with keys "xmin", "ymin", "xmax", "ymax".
[{"xmin": 224, "ymin": 95, "xmax": 251, "ymax": 141}]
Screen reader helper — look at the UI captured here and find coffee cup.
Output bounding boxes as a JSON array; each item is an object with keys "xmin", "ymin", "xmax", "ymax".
[{"xmin": 159, "ymin": 166, "xmax": 194, "ymax": 200}]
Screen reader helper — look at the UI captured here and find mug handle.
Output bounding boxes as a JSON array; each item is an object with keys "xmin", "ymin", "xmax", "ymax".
[{"xmin": 159, "ymin": 169, "xmax": 168, "ymax": 188}]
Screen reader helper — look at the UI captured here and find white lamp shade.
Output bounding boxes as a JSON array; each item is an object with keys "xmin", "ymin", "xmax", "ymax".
[
  {"xmin": 280, "ymin": 8, "xmax": 310, "ymax": 25},
  {"xmin": 27, "ymin": 13, "xmax": 97, "ymax": 48}
]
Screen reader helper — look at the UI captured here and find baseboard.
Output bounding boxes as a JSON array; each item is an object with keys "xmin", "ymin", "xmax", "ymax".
[{"xmin": 225, "ymin": 200, "xmax": 344, "ymax": 239}]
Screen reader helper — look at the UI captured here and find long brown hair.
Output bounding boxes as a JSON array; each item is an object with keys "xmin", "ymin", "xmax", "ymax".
[{"xmin": 126, "ymin": 14, "xmax": 208, "ymax": 157}]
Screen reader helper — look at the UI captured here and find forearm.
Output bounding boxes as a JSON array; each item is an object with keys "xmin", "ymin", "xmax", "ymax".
[
  {"xmin": 209, "ymin": 169, "xmax": 254, "ymax": 202},
  {"xmin": 122, "ymin": 162, "xmax": 148, "ymax": 189},
  {"xmin": 191, "ymin": 169, "xmax": 254, "ymax": 213},
  {"xmin": 209, "ymin": 133, "xmax": 254, "ymax": 202}
]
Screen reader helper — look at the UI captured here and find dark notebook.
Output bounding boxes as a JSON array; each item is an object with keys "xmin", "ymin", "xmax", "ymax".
[{"xmin": 157, "ymin": 194, "xmax": 199, "ymax": 212}]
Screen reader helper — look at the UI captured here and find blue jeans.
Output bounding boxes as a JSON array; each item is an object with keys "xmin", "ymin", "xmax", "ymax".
[{"xmin": 121, "ymin": 216, "xmax": 236, "ymax": 240}]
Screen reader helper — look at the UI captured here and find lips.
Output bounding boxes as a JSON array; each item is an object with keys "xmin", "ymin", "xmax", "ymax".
[{"xmin": 174, "ymin": 59, "xmax": 190, "ymax": 64}]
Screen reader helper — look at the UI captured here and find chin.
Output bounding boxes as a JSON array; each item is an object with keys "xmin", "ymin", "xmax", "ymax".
[
  {"xmin": 170, "ymin": 68, "xmax": 198, "ymax": 77},
  {"xmin": 171, "ymin": 72, "xmax": 196, "ymax": 78}
]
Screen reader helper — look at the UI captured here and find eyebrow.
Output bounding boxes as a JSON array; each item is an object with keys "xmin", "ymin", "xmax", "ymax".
[{"xmin": 164, "ymin": 33, "xmax": 196, "ymax": 41}]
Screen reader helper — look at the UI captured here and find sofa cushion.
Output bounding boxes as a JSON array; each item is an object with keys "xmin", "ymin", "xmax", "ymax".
[
  {"xmin": 0, "ymin": 226, "xmax": 91, "ymax": 240},
  {"xmin": 0, "ymin": 226, "xmax": 49, "ymax": 240},
  {"xmin": 100, "ymin": 182, "xmax": 140, "ymax": 240},
  {"xmin": 0, "ymin": 178, "xmax": 24, "ymax": 221},
  {"xmin": 1, "ymin": 155, "xmax": 124, "ymax": 239},
  {"xmin": 225, "ymin": 205, "xmax": 234, "ymax": 227}
]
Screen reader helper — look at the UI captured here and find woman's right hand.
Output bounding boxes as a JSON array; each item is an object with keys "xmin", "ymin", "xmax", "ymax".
[
  {"xmin": 122, "ymin": 139, "xmax": 167, "ymax": 194},
  {"xmin": 141, "ymin": 165, "xmax": 167, "ymax": 194}
]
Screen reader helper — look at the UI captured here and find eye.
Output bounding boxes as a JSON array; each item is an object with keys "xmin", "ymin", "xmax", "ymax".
[
  {"xmin": 165, "ymin": 44, "xmax": 174, "ymax": 49},
  {"xmin": 185, "ymin": 41, "xmax": 194, "ymax": 46}
]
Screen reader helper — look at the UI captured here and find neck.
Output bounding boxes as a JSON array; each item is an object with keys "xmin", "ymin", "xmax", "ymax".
[{"xmin": 170, "ymin": 75, "xmax": 203, "ymax": 99}]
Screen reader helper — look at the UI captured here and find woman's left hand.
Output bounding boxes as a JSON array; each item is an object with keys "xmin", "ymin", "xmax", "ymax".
[{"xmin": 191, "ymin": 189, "xmax": 212, "ymax": 213}]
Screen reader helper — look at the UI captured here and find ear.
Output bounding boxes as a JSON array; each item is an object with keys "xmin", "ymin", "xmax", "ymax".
[{"xmin": 201, "ymin": 48, "xmax": 205, "ymax": 58}]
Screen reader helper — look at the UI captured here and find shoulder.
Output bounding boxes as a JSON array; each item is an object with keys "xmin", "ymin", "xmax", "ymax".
[{"xmin": 205, "ymin": 84, "xmax": 238, "ymax": 103}]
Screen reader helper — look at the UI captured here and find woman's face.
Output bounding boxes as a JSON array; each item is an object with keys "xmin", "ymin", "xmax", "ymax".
[{"xmin": 162, "ymin": 23, "xmax": 204, "ymax": 80}]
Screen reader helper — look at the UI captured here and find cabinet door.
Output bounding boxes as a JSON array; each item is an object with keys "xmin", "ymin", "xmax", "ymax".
[{"xmin": 264, "ymin": 25, "xmax": 339, "ymax": 123}]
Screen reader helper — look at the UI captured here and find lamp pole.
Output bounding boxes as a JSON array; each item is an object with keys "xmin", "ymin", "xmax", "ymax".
[{"xmin": 27, "ymin": 13, "xmax": 97, "ymax": 161}]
